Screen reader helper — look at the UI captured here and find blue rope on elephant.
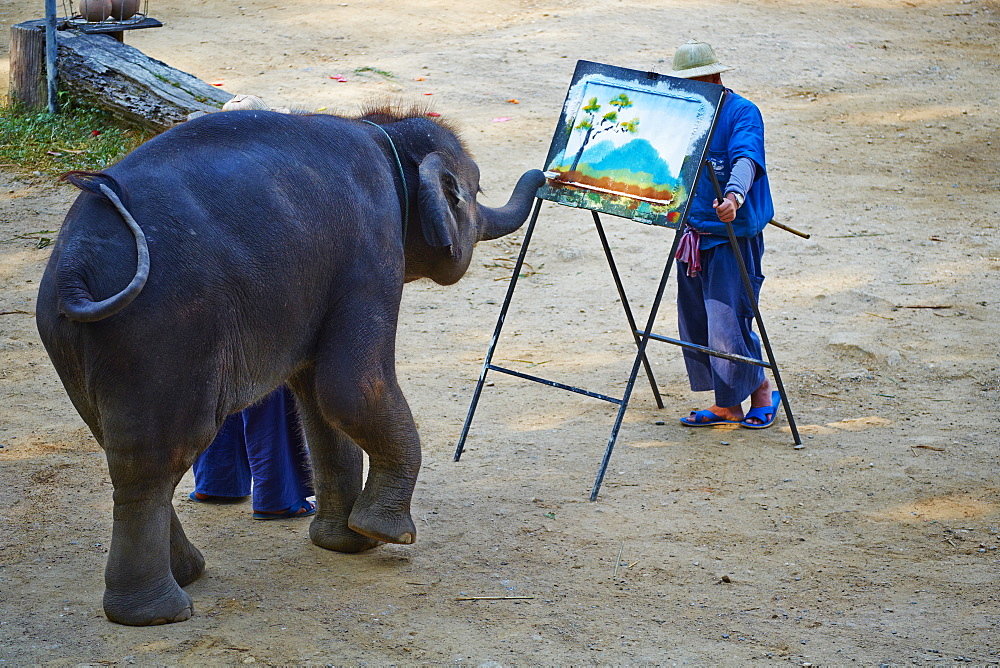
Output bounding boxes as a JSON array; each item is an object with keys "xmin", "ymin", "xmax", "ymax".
[{"xmin": 361, "ymin": 119, "xmax": 409, "ymax": 245}]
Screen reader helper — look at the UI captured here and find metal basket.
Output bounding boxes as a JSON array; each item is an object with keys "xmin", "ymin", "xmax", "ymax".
[{"xmin": 62, "ymin": 0, "xmax": 151, "ymax": 28}]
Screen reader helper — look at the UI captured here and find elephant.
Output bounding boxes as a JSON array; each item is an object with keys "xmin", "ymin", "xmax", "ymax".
[{"xmin": 35, "ymin": 105, "xmax": 545, "ymax": 626}]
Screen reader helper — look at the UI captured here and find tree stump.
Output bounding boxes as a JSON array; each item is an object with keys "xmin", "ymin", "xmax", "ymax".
[
  {"xmin": 8, "ymin": 20, "xmax": 232, "ymax": 131},
  {"xmin": 8, "ymin": 20, "xmax": 48, "ymax": 109}
]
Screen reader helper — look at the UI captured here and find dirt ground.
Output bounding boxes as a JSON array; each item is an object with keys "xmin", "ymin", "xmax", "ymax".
[{"xmin": 2, "ymin": 0, "xmax": 1000, "ymax": 663}]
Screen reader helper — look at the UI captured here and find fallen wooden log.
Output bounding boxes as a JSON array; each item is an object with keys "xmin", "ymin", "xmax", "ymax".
[{"xmin": 8, "ymin": 19, "xmax": 231, "ymax": 131}]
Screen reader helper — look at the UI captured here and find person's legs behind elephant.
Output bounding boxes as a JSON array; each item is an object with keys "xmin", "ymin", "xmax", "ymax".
[{"xmin": 191, "ymin": 385, "xmax": 314, "ymax": 519}]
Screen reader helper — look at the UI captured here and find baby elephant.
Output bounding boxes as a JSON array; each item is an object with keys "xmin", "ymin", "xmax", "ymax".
[{"xmin": 36, "ymin": 106, "xmax": 544, "ymax": 625}]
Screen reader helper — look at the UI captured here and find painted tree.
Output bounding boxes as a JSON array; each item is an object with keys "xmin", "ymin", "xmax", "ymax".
[{"xmin": 567, "ymin": 92, "xmax": 640, "ymax": 173}]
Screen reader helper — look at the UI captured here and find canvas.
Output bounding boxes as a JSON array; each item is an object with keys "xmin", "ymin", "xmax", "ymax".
[{"xmin": 537, "ymin": 60, "xmax": 725, "ymax": 228}]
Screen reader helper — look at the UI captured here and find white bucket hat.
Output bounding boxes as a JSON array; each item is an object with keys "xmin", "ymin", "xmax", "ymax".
[
  {"xmin": 221, "ymin": 94, "xmax": 292, "ymax": 114},
  {"xmin": 669, "ymin": 40, "xmax": 734, "ymax": 79}
]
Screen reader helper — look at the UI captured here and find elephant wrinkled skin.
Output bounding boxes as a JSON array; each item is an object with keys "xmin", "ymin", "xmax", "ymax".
[{"xmin": 35, "ymin": 107, "xmax": 545, "ymax": 625}]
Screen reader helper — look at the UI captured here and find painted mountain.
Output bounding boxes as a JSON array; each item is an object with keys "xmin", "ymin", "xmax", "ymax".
[
  {"xmin": 579, "ymin": 138, "xmax": 678, "ymax": 188},
  {"xmin": 548, "ymin": 136, "xmax": 682, "ymax": 206}
]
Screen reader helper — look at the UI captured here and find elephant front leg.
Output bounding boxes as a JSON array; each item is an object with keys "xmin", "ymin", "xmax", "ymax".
[
  {"xmin": 309, "ymin": 432, "xmax": 382, "ymax": 553},
  {"xmin": 341, "ymin": 389, "xmax": 421, "ymax": 546},
  {"xmin": 292, "ymin": 382, "xmax": 380, "ymax": 554},
  {"xmin": 103, "ymin": 488, "xmax": 193, "ymax": 625},
  {"xmin": 314, "ymin": 303, "xmax": 420, "ymax": 546}
]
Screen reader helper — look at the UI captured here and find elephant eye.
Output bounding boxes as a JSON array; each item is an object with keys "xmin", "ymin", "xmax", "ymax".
[{"xmin": 449, "ymin": 184, "xmax": 468, "ymax": 208}]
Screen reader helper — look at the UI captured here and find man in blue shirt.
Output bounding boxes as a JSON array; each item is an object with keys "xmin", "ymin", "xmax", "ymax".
[{"xmin": 670, "ymin": 41, "xmax": 781, "ymax": 429}]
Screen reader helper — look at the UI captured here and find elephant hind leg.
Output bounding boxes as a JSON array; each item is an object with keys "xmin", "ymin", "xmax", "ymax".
[
  {"xmin": 103, "ymin": 498, "xmax": 194, "ymax": 626},
  {"xmin": 101, "ymin": 413, "xmax": 216, "ymax": 625},
  {"xmin": 108, "ymin": 503, "xmax": 204, "ymax": 623},
  {"xmin": 170, "ymin": 506, "xmax": 205, "ymax": 587}
]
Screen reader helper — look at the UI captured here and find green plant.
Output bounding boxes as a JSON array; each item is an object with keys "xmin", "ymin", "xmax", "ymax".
[
  {"xmin": 353, "ymin": 66, "xmax": 395, "ymax": 79},
  {"xmin": 0, "ymin": 104, "xmax": 153, "ymax": 176}
]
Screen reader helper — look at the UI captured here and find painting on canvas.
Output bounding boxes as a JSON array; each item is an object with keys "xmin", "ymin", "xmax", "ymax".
[{"xmin": 537, "ymin": 60, "xmax": 725, "ymax": 228}]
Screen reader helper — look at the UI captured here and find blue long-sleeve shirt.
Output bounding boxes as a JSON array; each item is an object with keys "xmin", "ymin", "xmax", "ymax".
[{"xmin": 687, "ymin": 90, "xmax": 774, "ymax": 248}]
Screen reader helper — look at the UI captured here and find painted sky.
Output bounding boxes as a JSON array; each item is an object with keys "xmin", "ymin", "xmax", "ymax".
[{"xmin": 560, "ymin": 81, "xmax": 706, "ymax": 182}]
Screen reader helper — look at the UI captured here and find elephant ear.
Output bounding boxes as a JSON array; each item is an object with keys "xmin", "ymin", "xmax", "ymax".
[{"xmin": 418, "ymin": 152, "xmax": 462, "ymax": 261}]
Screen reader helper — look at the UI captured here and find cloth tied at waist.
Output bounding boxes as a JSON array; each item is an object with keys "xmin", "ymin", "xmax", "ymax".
[{"xmin": 676, "ymin": 225, "xmax": 702, "ymax": 277}]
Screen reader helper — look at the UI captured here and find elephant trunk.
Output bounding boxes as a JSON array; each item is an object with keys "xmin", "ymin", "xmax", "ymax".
[{"xmin": 476, "ymin": 169, "xmax": 546, "ymax": 241}]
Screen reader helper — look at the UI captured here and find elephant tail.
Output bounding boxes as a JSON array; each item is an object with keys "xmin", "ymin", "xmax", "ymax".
[{"xmin": 57, "ymin": 171, "xmax": 150, "ymax": 322}]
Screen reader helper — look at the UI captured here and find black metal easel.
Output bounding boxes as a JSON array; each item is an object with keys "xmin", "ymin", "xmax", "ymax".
[{"xmin": 454, "ymin": 157, "xmax": 801, "ymax": 502}]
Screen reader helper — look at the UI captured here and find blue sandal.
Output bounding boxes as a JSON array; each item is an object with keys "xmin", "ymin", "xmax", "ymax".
[
  {"xmin": 741, "ymin": 391, "xmax": 781, "ymax": 429},
  {"xmin": 680, "ymin": 409, "xmax": 741, "ymax": 427},
  {"xmin": 189, "ymin": 491, "xmax": 247, "ymax": 504},
  {"xmin": 253, "ymin": 498, "xmax": 316, "ymax": 520}
]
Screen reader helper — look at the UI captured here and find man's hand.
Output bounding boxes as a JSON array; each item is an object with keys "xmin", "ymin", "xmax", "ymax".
[{"xmin": 713, "ymin": 193, "xmax": 740, "ymax": 223}]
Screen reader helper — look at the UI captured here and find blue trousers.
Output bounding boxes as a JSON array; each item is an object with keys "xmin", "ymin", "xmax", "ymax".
[
  {"xmin": 677, "ymin": 234, "xmax": 765, "ymax": 408},
  {"xmin": 192, "ymin": 385, "xmax": 313, "ymax": 512}
]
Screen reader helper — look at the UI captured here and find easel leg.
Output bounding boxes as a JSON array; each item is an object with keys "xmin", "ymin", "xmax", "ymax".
[
  {"xmin": 453, "ymin": 198, "xmax": 544, "ymax": 462},
  {"xmin": 592, "ymin": 211, "xmax": 664, "ymax": 409},
  {"xmin": 749, "ymin": 307, "xmax": 802, "ymax": 446},
  {"xmin": 590, "ymin": 236, "xmax": 682, "ymax": 500},
  {"xmin": 704, "ymin": 166, "xmax": 802, "ymax": 446}
]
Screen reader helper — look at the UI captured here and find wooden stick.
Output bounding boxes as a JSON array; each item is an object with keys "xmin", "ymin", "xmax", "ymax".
[
  {"xmin": 454, "ymin": 596, "xmax": 535, "ymax": 601},
  {"xmin": 768, "ymin": 219, "xmax": 810, "ymax": 239}
]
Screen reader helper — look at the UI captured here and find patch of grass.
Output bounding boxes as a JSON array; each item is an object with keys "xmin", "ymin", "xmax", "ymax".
[
  {"xmin": 0, "ymin": 104, "xmax": 153, "ymax": 176},
  {"xmin": 353, "ymin": 66, "xmax": 396, "ymax": 79}
]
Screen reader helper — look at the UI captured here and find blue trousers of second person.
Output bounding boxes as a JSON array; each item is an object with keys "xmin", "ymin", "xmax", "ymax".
[
  {"xmin": 192, "ymin": 385, "xmax": 313, "ymax": 512},
  {"xmin": 677, "ymin": 234, "xmax": 766, "ymax": 409}
]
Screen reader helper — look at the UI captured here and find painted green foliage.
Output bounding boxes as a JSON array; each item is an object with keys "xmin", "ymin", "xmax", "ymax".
[{"xmin": 567, "ymin": 93, "xmax": 640, "ymax": 173}]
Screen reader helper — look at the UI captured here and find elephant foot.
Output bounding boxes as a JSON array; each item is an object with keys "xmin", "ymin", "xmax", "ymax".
[
  {"xmin": 309, "ymin": 516, "xmax": 380, "ymax": 553},
  {"xmin": 103, "ymin": 580, "xmax": 193, "ymax": 626},
  {"xmin": 170, "ymin": 540, "xmax": 206, "ymax": 587},
  {"xmin": 348, "ymin": 504, "xmax": 417, "ymax": 545}
]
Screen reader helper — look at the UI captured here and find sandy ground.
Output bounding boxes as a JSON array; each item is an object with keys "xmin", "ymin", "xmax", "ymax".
[{"xmin": 2, "ymin": 0, "xmax": 1000, "ymax": 663}]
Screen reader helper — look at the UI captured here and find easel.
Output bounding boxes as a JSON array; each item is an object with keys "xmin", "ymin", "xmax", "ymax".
[{"xmin": 454, "ymin": 78, "xmax": 801, "ymax": 501}]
